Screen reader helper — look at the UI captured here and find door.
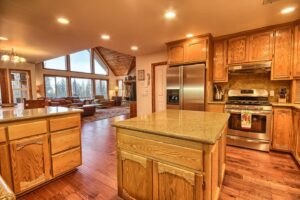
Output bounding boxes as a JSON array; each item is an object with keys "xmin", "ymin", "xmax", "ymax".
[
  {"xmin": 184, "ymin": 38, "xmax": 207, "ymax": 63},
  {"xmin": 228, "ymin": 36, "xmax": 249, "ymax": 64},
  {"xmin": 10, "ymin": 70, "xmax": 31, "ymax": 103},
  {"xmin": 182, "ymin": 64, "xmax": 205, "ymax": 111},
  {"xmin": 155, "ymin": 65, "xmax": 167, "ymax": 112},
  {"xmin": 0, "ymin": 69, "xmax": 9, "ymax": 104},
  {"xmin": 272, "ymin": 27, "xmax": 293, "ymax": 80},
  {"xmin": 249, "ymin": 31, "xmax": 274, "ymax": 62},
  {"xmin": 272, "ymin": 108, "xmax": 293, "ymax": 151},
  {"xmin": 153, "ymin": 162, "xmax": 203, "ymax": 200},
  {"xmin": 118, "ymin": 151, "xmax": 152, "ymax": 200},
  {"xmin": 213, "ymin": 40, "xmax": 228, "ymax": 82},
  {"xmin": 10, "ymin": 135, "xmax": 51, "ymax": 193},
  {"xmin": 294, "ymin": 25, "xmax": 300, "ymax": 78}
]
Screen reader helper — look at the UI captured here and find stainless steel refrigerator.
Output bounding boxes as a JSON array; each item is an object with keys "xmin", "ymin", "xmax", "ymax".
[{"xmin": 166, "ymin": 63, "xmax": 206, "ymax": 111}]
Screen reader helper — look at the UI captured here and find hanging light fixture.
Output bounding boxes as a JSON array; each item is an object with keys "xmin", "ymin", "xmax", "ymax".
[{"xmin": 1, "ymin": 49, "xmax": 26, "ymax": 63}]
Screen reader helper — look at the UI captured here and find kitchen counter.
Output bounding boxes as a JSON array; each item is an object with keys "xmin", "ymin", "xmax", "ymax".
[
  {"xmin": 0, "ymin": 176, "xmax": 15, "ymax": 200},
  {"xmin": 208, "ymin": 101, "xmax": 226, "ymax": 104},
  {"xmin": 113, "ymin": 109, "xmax": 229, "ymax": 144},
  {"xmin": 0, "ymin": 106, "xmax": 82, "ymax": 123},
  {"xmin": 271, "ymin": 102, "xmax": 300, "ymax": 110}
]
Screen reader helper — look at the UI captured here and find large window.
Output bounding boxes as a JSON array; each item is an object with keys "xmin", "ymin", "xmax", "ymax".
[
  {"xmin": 117, "ymin": 79, "xmax": 123, "ymax": 97},
  {"xmin": 71, "ymin": 78, "xmax": 93, "ymax": 98},
  {"xmin": 95, "ymin": 80, "xmax": 108, "ymax": 99},
  {"xmin": 94, "ymin": 53, "xmax": 108, "ymax": 75},
  {"xmin": 45, "ymin": 76, "xmax": 68, "ymax": 98},
  {"xmin": 70, "ymin": 50, "xmax": 91, "ymax": 73},
  {"xmin": 10, "ymin": 71, "xmax": 31, "ymax": 103},
  {"xmin": 44, "ymin": 56, "xmax": 66, "ymax": 70}
]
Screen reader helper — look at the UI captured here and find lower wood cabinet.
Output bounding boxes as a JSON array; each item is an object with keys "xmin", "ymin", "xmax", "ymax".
[
  {"xmin": 10, "ymin": 135, "xmax": 51, "ymax": 193},
  {"xmin": 293, "ymin": 110, "xmax": 300, "ymax": 163},
  {"xmin": 0, "ymin": 143, "xmax": 13, "ymax": 189},
  {"xmin": 272, "ymin": 108, "xmax": 293, "ymax": 151}
]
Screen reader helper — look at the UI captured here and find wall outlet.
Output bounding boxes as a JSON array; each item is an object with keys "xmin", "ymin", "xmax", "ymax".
[{"xmin": 270, "ymin": 90, "xmax": 275, "ymax": 97}]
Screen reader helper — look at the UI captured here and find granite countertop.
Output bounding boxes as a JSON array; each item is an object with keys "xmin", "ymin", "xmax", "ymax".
[
  {"xmin": 0, "ymin": 106, "xmax": 82, "ymax": 123},
  {"xmin": 0, "ymin": 176, "xmax": 15, "ymax": 200},
  {"xmin": 113, "ymin": 109, "xmax": 230, "ymax": 144},
  {"xmin": 208, "ymin": 101, "xmax": 226, "ymax": 104},
  {"xmin": 271, "ymin": 102, "xmax": 300, "ymax": 110}
]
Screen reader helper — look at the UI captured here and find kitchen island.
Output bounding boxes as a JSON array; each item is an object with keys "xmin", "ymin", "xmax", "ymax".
[
  {"xmin": 113, "ymin": 109, "xmax": 230, "ymax": 200},
  {"xmin": 0, "ymin": 106, "xmax": 82, "ymax": 196}
]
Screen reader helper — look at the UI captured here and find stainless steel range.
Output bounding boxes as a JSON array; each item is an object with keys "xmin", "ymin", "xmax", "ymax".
[{"xmin": 225, "ymin": 89, "xmax": 272, "ymax": 151}]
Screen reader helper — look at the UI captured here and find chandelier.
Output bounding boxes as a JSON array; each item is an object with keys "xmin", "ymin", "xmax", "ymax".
[{"xmin": 1, "ymin": 49, "xmax": 26, "ymax": 63}]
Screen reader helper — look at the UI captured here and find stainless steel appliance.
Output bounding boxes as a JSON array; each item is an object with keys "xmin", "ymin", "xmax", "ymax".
[
  {"xmin": 225, "ymin": 89, "xmax": 272, "ymax": 151},
  {"xmin": 166, "ymin": 64, "xmax": 206, "ymax": 111},
  {"xmin": 228, "ymin": 61, "xmax": 271, "ymax": 74}
]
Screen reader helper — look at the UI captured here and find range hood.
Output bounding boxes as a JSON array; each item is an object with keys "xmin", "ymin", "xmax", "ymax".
[{"xmin": 228, "ymin": 61, "xmax": 272, "ymax": 74}]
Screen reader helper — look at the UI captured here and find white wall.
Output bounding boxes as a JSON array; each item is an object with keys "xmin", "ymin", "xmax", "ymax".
[
  {"xmin": 0, "ymin": 61, "xmax": 37, "ymax": 103},
  {"xmin": 136, "ymin": 51, "xmax": 167, "ymax": 116}
]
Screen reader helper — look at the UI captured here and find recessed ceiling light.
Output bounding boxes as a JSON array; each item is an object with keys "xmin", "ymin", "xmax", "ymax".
[
  {"xmin": 186, "ymin": 34, "xmax": 194, "ymax": 38},
  {"xmin": 165, "ymin": 11, "xmax": 176, "ymax": 19},
  {"xmin": 101, "ymin": 34, "xmax": 110, "ymax": 40},
  {"xmin": 281, "ymin": 7, "xmax": 295, "ymax": 14},
  {"xmin": 131, "ymin": 46, "xmax": 138, "ymax": 51},
  {"xmin": 57, "ymin": 17, "xmax": 70, "ymax": 24},
  {"xmin": 0, "ymin": 37, "xmax": 8, "ymax": 41}
]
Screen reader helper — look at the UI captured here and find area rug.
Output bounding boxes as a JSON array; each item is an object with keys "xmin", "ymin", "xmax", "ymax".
[{"xmin": 82, "ymin": 106, "xmax": 130, "ymax": 123}]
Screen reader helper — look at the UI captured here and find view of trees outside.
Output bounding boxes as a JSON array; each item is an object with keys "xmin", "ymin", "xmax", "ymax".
[
  {"xmin": 71, "ymin": 78, "xmax": 93, "ymax": 98},
  {"xmin": 95, "ymin": 80, "xmax": 108, "ymax": 99},
  {"xmin": 11, "ymin": 72, "xmax": 30, "ymax": 103},
  {"xmin": 45, "ymin": 76, "xmax": 68, "ymax": 98}
]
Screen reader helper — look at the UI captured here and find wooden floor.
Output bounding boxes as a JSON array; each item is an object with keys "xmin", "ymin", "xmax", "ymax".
[{"xmin": 19, "ymin": 114, "xmax": 300, "ymax": 200}]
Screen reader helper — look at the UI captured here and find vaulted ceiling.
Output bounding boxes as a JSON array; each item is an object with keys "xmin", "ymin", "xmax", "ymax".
[
  {"xmin": 0, "ymin": 0, "xmax": 300, "ymax": 63},
  {"xmin": 96, "ymin": 47, "xmax": 135, "ymax": 76}
]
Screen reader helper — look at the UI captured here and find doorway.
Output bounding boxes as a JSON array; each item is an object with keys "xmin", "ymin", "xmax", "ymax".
[
  {"xmin": 151, "ymin": 61, "xmax": 167, "ymax": 112},
  {"xmin": 9, "ymin": 70, "xmax": 32, "ymax": 103}
]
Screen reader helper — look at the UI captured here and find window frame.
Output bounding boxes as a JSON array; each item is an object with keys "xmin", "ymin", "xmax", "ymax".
[
  {"xmin": 43, "ymin": 56, "xmax": 68, "ymax": 71},
  {"xmin": 70, "ymin": 76, "xmax": 94, "ymax": 99},
  {"xmin": 43, "ymin": 75, "xmax": 69, "ymax": 98}
]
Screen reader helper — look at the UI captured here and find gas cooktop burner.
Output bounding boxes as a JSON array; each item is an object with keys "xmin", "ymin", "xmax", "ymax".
[{"xmin": 226, "ymin": 100, "xmax": 271, "ymax": 106}]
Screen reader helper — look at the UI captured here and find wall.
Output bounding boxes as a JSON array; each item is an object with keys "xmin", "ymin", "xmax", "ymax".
[
  {"xmin": 0, "ymin": 61, "xmax": 37, "ymax": 103},
  {"xmin": 136, "ymin": 51, "xmax": 167, "ymax": 116}
]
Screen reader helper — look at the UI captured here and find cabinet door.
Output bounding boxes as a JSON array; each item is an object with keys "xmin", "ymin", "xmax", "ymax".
[
  {"xmin": 10, "ymin": 135, "xmax": 50, "ymax": 193},
  {"xmin": 0, "ymin": 143, "xmax": 13, "ymax": 189},
  {"xmin": 249, "ymin": 31, "xmax": 274, "ymax": 62},
  {"xmin": 213, "ymin": 40, "xmax": 228, "ymax": 82},
  {"xmin": 228, "ymin": 36, "xmax": 249, "ymax": 64},
  {"xmin": 185, "ymin": 38, "xmax": 207, "ymax": 63},
  {"xmin": 272, "ymin": 108, "xmax": 293, "ymax": 151},
  {"xmin": 118, "ymin": 151, "xmax": 152, "ymax": 200},
  {"xmin": 296, "ymin": 111, "xmax": 300, "ymax": 161},
  {"xmin": 272, "ymin": 27, "xmax": 293, "ymax": 80},
  {"xmin": 294, "ymin": 25, "xmax": 300, "ymax": 78},
  {"xmin": 168, "ymin": 44, "xmax": 184, "ymax": 65},
  {"xmin": 292, "ymin": 111, "xmax": 299, "ymax": 156},
  {"xmin": 153, "ymin": 162, "xmax": 203, "ymax": 200}
]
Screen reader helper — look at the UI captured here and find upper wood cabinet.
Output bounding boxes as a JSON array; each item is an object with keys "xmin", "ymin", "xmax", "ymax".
[
  {"xmin": 272, "ymin": 108, "xmax": 293, "ymax": 151},
  {"xmin": 167, "ymin": 36, "xmax": 208, "ymax": 65},
  {"xmin": 227, "ymin": 36, "xmax": 249, "ymax": 64},
  {"xmin": 272, "ymin": 27, "xmax": 293, "ymax": 80},
  {"xmin": 249, "ymin": 31, "xmax": 274, "ymax": 62},
  {"xmin": 294, "ymin": 25, "xmax": 300, "ymax": 78},
  {"xmin": 10, "ymin": 135, "xmax": 51, "ymax": 194},
  {"xmin": 213, "ymin": 40, "xmax": 228, "ymax": 82}
]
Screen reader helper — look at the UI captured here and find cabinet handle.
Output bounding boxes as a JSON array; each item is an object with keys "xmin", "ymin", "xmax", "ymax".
[{"xmin": 16, "ymin": 140, "xmax": 43, "ymax": 150}]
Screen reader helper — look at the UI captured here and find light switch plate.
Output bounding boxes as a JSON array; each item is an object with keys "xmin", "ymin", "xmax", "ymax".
[{"xmin": 270, "ymin": 90, "xmax": 275, "ymax": 97}]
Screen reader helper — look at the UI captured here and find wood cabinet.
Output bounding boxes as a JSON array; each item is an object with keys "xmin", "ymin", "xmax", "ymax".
[
  {"xmin": 227, "ymin": 36, "xmax": 249, "ymax": 64},
  {"xmin": 10, "ymin": 135, "xmax": 51, "ymax": 193},
  {"xmin": 206, "ymin": 103, "xmax": 225, "ymax": 113},
  {"xmin": 153, "ymin": 162, "xmax": 203, "ymax": 200},
  {"xmin": 249, "ymin": 31, "xmax": 274, "ymax": 62},
  {"xmin": 117, "ymin": 151, "xmax": 152, "ymax": 200},
  {"xmin": 0, "ymin": 143, "xmax": 13, "ymax": 189},
  {"xmin": 292, "ymin": 109, "xmax": 300, "ymax": 164},
  {"xmin": 272, "ymin": 108, "xmax": 293, "ymax": 151},
  {"xmin": 272, "ymin": 27, "xmax": 293, "ymax": 80},
  {"xmin": 294, "ymin": 25, "xmax": 300, "ymax": 78},
  {"xmin": 168, "ymin": 43, "xmax": 185, "ymax": 65},
  {"xmin": 213, "ymin": 40, "xmax": 228, "ymax": 82}
]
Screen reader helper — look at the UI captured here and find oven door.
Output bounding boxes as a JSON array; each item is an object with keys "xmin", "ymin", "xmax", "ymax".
[{"xmin": 225, "ymin": 109, "xmax": 272, "ymax": 141}]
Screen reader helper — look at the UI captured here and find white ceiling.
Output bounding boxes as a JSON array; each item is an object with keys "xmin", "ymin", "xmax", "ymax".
[{"xmin": 0, "ymin": 0, "xmax": 299, "ymax": 63}]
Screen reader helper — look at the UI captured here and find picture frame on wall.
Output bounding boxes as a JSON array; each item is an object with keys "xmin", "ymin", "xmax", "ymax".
[{"xmin": 138, "ymin": 70, "xmax": 145, "ymax": 81}]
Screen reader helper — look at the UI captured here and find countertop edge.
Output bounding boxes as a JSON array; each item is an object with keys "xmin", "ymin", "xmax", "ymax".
[{"xmin": 271, "ymin": 103, "xmax": 300, "ymax": 110}]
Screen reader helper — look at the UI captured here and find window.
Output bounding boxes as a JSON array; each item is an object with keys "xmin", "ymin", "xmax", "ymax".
[
  {"xmin": 44, "ymin": 56, "xmax": 66, "ymax": 70},
  {"xmin": 95, "ymin": 80, "xmax": 108, "ymax": 99},
  {"xmin": 10, "ymin": 71, "xmax": 31, "ymax": 103},
  {"xmin": 117, "ymin": 80, "xmax": 123, "ymax": 97},
  {"xmin": 70, "ymin": 50, "xmax": 91, "ymax": 73},
  {"xmin": 94, "ymin": 52, "xmax": 108, "ymax": 75},
  {"xmin": 45, "ymin": 76, "xmax": 68, "ymax": 98},
  {"xmin": 71, "ymin": 78, "xmax": 93, "ymax": 98}
]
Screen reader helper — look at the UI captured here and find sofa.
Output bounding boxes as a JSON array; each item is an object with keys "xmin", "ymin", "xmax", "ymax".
[{"xmin": 47, "ymin": 97, "xmax": 84, "ymax": 108}]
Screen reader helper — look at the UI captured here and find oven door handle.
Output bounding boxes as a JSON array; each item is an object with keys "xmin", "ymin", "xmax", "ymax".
[
  {"xmin": 225, "ymin": 110, "xmax": 272, "ymax": 115},
  {"xmin": 227, "ymin": 135, "xmax": 270, "ymax": 144}
]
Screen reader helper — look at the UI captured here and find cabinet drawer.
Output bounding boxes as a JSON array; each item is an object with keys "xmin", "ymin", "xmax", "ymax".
[
  {"xmin": 117, "ymin": 133, "xmax": 203, "ymax": 171},
  {"xmin": 0, "ymin": 127, "xmax": 6, "ymax": 143},
  {"xmin": 8, "ymin": 120, "xmax": 47, "ymax": 140},
  {"xmin": 52, "ymin": 147, "xmax": 81, "ymax": 177},
  {"xmin": 50, "ymin": 115, "xmax": 80, "ymax": 132},
  {"xmin": 51, "ymin": 128, "xmax": 81, "ymax": 154}
]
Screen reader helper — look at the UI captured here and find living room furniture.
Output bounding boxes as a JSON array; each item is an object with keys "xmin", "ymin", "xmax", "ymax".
[
  {"xmin": 94, "ymin": 95, "xmax": 114, "ymax": 108},
  {"xmin": 47, "ymin": 97, "xmax": 84, "ymax": 108},
  {"xmin": 24, "ymin": 99, "xmax": 46, "ymax": 109},
  {"xmin": 130, "ymin": 101, "xmax": 137, "ymax": 118},
  {"xmin": 78, "ymin": 104, "xmax": 100, "ymax": 117},
  {"xmin": 112, "ymin": 96, "xmax": 122, "ymax": 106}
]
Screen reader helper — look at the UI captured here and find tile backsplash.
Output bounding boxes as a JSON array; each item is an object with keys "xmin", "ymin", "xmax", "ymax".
[{"xmin": 215, "ymin": 73, "xmax": 292, "ymax": 102}]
